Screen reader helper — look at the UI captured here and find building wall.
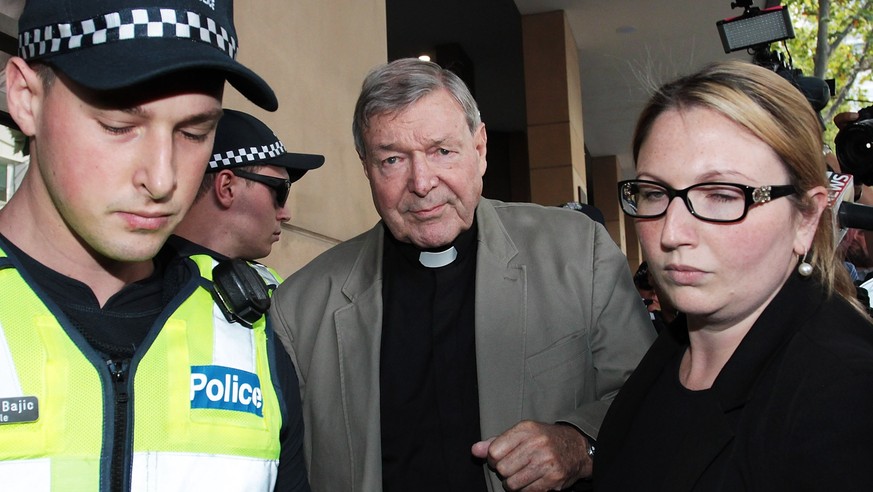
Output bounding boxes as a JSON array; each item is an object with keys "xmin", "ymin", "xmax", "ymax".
[{"xmin": 226, "ymin": 0, "xmax": 386, "ymax": 277}]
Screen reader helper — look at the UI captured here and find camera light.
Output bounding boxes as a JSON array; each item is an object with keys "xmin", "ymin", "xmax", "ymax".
[{"xmin": 717, "ymin": 6, "xmax": 795, "ymax": 53}]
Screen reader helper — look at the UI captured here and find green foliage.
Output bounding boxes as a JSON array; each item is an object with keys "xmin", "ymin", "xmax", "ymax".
[
  {"xmin": 10, "ymin": 129, "xmax": 28, "ymax": 157},
  {"xmin": 782, "ymin": 0, "xmax": 872, "ymax": 147}
]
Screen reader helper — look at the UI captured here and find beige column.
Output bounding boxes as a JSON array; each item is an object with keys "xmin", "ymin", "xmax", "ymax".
[
  {"xmin": 228, "ymin": 1, "xmax": 385, "ymax": 277},
  {"xmin": 521, "ymin": 11, "xmax": 586, "ymax": 206}
]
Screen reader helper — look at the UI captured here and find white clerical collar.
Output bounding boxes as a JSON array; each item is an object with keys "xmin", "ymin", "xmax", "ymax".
[{"xmin": 419, "ymin": 247, "xmax": 458, "ymax": 268}]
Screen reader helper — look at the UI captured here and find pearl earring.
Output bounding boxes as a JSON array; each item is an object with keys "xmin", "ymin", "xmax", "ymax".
[{"xmin": 797, "ymin": 250, "xmax": 813, "ymax": 277}]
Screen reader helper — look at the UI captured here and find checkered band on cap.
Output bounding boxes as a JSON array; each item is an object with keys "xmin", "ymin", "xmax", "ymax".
[
  {"xmin": 209, "ymin": 140, "xmax": 287, "ymax": 170},
  {"xmin": 19, "ymin": 8, "xmax": 237, "ymax": 61}
]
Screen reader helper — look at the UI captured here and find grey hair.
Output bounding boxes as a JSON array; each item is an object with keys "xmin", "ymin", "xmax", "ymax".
[{"xmin": 352, "ymin": 58, "xmax": 481, "ymax": 158}]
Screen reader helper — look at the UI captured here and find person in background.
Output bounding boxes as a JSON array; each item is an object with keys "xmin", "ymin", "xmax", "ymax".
[
  {"xmin": 560, "ymin": 201, "xmax": 606, "ymax": 225},
  {"xmin": 831, "ymin": 110, "xmax": 873, "ymax": 282},
  {"xmin": 0, "ymin": 0, "xmax": 308, "ymax": 490},
  {"xmin": 169, "ymin": 109, "xmax": 325, "ymax": 491},
  {"xmin": 632, "ymin": 261, "xmax": 677, "ymax": 333},
  {"xmin": 595, "ymin": 60, "xmax": 873, "ymax": 491},
  {"xmin": 271, "ymin": 57, "xmax": 655, "ymax": 492},
  {"xmin": 171, "ymin": 108, "xmax": 324, "ymax": 263},
  {"xmin": 837, "ymin": 228, "xmax": 869, "ymax": 282}
]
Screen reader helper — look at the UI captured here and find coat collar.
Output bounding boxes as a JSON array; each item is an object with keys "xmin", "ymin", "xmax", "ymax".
[
  {"xmin": 470, "ymin": 200, "xmax": 528, "ymax": 437},
  {"xmin": 710, "ymin": 273, "xmax": 825, "ymax": 411},
  {"xmin": 335, "ymin": 199, "xmax": 528, "ymax": 441},
  {"xmin": 597, "ymin": 274, "xmax": 828, "ymax": 489},
  {"xmin": 340, "ymin": 224, "xmax": 385, "ymax": 303},
  {"xmin": 339, "ymin": 199, "xmax": 517, "ymax": 299},
  {"xmin": 474, "ymin": 198, "xmax": 518, "ymax": 266}
]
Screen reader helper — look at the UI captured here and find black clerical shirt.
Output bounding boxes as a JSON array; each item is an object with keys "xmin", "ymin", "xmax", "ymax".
[{"xmin": 379, "ymin": 220, "xmax": 487, "ymax": 491}]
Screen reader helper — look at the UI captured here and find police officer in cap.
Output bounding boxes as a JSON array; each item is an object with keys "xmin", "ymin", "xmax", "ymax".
[
  {"xmin": 0, "ymin": 0, "xmax": 308, "ymax": 490},
  {"xmin": 171, "ymin": 109, "xmax": 324, "ymax": 264}
]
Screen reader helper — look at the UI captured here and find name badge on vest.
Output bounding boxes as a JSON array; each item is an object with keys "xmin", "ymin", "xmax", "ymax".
[{"xmin": 0, "ymin": 396, "xmax": 38, "ymax": 424}]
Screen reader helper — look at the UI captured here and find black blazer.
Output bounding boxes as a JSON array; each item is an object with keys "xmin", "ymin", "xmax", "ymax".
[{"xmin": 594, "ymin": 274, "xmax": 873, "ymax": 491}]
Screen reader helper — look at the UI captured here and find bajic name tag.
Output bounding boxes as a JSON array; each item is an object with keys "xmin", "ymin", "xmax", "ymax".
[{"xmin": 0, "ymin": 396, "xmax": 39, "ymax": 424}]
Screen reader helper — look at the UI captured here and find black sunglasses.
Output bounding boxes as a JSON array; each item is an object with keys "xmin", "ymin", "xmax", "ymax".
[{"xmin": 231, "ymin": 169, "xmax": 291, "ymax": 207}]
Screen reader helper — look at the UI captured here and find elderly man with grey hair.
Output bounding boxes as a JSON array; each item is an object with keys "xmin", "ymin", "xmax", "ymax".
[{"xmin": 271, "ymin": 58, "xmax": 655, "ymax": 492}]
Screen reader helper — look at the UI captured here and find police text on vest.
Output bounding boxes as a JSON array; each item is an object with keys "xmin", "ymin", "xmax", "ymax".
[{"xmin": 190, "ymin": 365, "xmax": 264, "ymax": 417}]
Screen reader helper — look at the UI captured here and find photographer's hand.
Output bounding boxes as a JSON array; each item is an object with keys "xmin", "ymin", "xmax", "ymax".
[{"xmin": 834, "ymin": 111, "xmax": 859, "ymax": 130}]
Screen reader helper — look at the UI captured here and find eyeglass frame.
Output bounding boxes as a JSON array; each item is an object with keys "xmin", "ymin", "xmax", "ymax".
[
  {"xmin": 230, "ymin": 169, "xmax": 291, "ymax": 207},
  {"xmin": 617, "ymin": 179, "xmax": 798, "ymax": 224}
]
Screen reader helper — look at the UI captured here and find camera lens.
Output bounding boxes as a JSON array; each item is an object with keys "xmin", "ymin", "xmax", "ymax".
[{"xmin": 835, "ymin": 107, "xmax": 873, "ymax": 185}]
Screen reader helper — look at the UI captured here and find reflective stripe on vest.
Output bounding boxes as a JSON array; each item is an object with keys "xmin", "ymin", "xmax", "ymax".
[
  {"xmin": 249, "ymin": 262, "xmax": 282, "ymax": 290},
  {"xmin": 0, "ymin": 251, "xmax": 283, "ymax": 491}
]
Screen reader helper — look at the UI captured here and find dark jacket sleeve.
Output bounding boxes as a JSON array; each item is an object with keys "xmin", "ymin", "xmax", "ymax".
[{"xmin": 273, "ymin": 336, "xmax": 311, "ymax": 492}]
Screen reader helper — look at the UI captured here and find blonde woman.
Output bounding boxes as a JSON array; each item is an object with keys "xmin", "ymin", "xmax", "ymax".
[{"xmin": 595, "ymin": 61, "xmax": 873, "ymax": 491}]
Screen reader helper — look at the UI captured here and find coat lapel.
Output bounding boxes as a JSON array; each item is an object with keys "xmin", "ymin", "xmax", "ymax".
[
  {"xmin": 473, "ymin": 200, "xmax": 528, "ymax": 438},
  {"xmin": 663, "ymin": 277, "xmax": 822, "ymax": 489},
  {"xmin": 596, "ymin": 321, "xmax": 736, "ymax": 490},
  {"xmin": 334, "ymin": 225, "xmax": 386, "ymax": 490},
  {"xmin": 597, "ymin": 276, "xmax": 825, "ymax": 491},
  {"xmin": 596, "ymin": 322, "xmax": 687, "ymax": 479}
]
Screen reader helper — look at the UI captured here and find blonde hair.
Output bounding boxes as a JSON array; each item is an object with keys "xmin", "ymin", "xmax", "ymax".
[{"xmin": 632, "ymin": 60, "xmax": 854, "ymax": 301}]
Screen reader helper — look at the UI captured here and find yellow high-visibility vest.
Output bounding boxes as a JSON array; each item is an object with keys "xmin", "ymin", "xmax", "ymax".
[{"xmin": 0, "ymin": 251, "xmax": 283, "ymax": 491}]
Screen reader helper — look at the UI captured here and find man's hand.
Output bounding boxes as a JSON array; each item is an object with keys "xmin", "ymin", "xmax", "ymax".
[{"xmin": 471, "ymin": 420, "xmax": 592, "ymax": 491}]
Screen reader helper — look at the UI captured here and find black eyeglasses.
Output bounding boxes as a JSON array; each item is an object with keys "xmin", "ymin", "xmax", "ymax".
[
  {"xmin": 231, "ymin": 169, "xmax": 291, "ymax": 207},
  {"xmin": 617, "ymin": 179, "xmax": 797, "ymax": 223}
]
